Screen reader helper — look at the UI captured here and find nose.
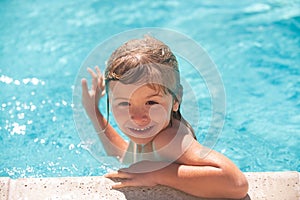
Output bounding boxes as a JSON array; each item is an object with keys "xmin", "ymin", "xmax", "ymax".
[{"xmin": 129, "ymin": 106, "xmax": 150, "ymax": 126}]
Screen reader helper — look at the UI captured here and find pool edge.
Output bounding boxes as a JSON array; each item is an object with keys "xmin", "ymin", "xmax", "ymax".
[
  {"xmin": 0, "ymin": 171, "xmax": 299, "ymax": 200},
  {"xmin": 0, "ymin": 177, "xmax": 10, "ymax": 200}
]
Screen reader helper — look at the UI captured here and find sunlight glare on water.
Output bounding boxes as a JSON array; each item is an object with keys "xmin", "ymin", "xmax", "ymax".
[{"xmin": 0, "ymin": 0, "xmax": 299, "ymax": 178}]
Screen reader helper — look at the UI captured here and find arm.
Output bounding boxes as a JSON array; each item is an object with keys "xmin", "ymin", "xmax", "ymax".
[
  {"xmin": 105, "ymin": 123, "xmax": 248, "ymax": 198},
  {"xmin": 81, "ymin": 67, "xmax": 128, "ymax": 158},
  {"xmin": 153, "ymin": 140, "xmax": 248, "ymax": 198},
  {"xmin": 153, "ymin": 128, "xmax": 248, "ymax": 198}
]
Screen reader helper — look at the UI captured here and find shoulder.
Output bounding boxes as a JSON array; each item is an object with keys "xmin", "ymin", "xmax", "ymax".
[
  {"xmin": 153, "ymin": 120, "xmax": 227, "ymax": 166},
  {"xmin": 152, "ymin": 119, "xmax": 197, "ymax": 161}
]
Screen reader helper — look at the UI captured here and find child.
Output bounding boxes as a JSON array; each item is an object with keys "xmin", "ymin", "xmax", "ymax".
[{"xmin": 81, "ymin": 36, "xmax": 248, "ymax": 198}]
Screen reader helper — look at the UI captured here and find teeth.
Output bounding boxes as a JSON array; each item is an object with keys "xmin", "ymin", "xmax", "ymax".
[{"xmin": 130, "ymin": 126, "xmax": 152, "ymax": 132}]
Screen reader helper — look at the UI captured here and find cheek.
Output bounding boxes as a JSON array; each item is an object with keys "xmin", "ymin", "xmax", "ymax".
[
  {"xmin": 112, "ymin": 107, "xmax": 130, "ymax": 123},
  {"xmin": 149, "ymin": 104, "xmax": 170, "ymax": 121}
]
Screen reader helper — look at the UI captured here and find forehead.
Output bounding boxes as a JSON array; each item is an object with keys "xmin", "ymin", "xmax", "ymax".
[{"xmin": 109, "ymin": 81, "xmax": 162, "ymax": 98}]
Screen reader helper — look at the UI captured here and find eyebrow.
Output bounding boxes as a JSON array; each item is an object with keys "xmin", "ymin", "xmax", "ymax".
[
  {"xmin": 113, "ymin": 93, "xmax": 163, "ymax": 100},
  {"xmin": 112, "ymin": 97, "xmax": 129, "ymax": 101},
  {"xmin": 145, "ymin": 93, "xmax": 163, "ymax": 98}
]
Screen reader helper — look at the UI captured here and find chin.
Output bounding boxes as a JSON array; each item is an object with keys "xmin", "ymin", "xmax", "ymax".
[{"xmin": 129, "ymin": 136, "xmax": 155, "ymax": 145}]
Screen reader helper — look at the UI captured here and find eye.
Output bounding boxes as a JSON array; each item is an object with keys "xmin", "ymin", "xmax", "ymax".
[
  {"xmin": 146, "ymin": 101, "xmax": 158, "ymax": 105},
  {"xmin": 118, "ymin": 102, "xmax": 130, "ymax": 106}
]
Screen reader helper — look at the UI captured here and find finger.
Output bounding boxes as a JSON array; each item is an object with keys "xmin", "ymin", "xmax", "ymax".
[
  {"xmin": 101, "ymin": 77, "xmax": 105, "ymax": 87},
  {"xmin": 111, "ymin": 181, "xmax": 126, "ymax": 189},
  {"xmin": 105, "ymin": 171, "xmax": 128, "ymax": 179},
  {"xmin": 95, "ymin": 66, "xmax": 106, "ymax": 90},
  {"xmin": 87, "ymin": 68, "xmax": 99, "ymax": 91},
  {"xmin": 81, "ymin": 78, "xmax": 89, "ymax": 97},
  {"xmin": 111, "ymin": 180, "xmax": 134, "ymax": 189},
  {"xmin": 95, "ymin": 66, "xmax": 102, "ymax": 77},
  {"xmin": 104, "ymin": 171, "xmax": 132, "ymax": 179},
  {"xmin": 87, "ymin": 67, "xmax": 97, "ymax": 79},
  {"xmin": 104, "ymin": 171, "xmax": 117, "ymax": 178},
  {"xmin": 99, "ymin": 76, "xmax": 105, "ymax": 95}
]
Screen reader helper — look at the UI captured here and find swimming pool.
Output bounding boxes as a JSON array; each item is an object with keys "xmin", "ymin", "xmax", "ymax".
[{"xmin": 1, "ymin": 0, "xmax": 299, "ymax": 179}]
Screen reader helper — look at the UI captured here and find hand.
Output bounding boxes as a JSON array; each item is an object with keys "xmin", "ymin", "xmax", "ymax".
[
  {"xmin": 81, "ymin": 66, "xmax": 105, "ymax": 118},
  {"xmin": 104, "ymin": 160, "xmax": 166, "ymax": 188}
]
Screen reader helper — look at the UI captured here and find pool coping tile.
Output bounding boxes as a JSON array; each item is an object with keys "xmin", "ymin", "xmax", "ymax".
[
  {"xmin": 0, "ymin": 177, "xmax": 10, "ymax": 200},
  {"xmin": 1, "ymin": 171, "xmax": 299, "ymax": 200}
]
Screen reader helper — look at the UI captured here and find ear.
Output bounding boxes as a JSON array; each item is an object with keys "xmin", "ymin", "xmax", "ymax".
[
  {"xmin": 172, "ymin": 84, "xmax": 183, "ymax": 112},
  {"xmin": 172, "ymin": 100, "xmax": 179, "ymax": 112}
]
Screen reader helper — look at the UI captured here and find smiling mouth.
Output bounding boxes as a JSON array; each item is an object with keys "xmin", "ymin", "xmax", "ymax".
[{"xmin": 128, "ymin": 126, "xmax": 153, "ymax": 133}]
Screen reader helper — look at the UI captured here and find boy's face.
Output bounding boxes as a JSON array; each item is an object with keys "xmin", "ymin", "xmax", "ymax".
[{"xmin": 109, "ymin": 81, "xmax": 178, "ymax": 144}]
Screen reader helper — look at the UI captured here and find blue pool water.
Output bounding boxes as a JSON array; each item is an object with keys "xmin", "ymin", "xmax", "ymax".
[{"xmin": 0, "ymin": 0, "xmax": 299, "ymax": 179}]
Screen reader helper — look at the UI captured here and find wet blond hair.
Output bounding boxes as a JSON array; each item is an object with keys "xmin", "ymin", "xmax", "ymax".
[{"xmin": 105, "ymin": 36, "xmax": 196, "ymax": 139}]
